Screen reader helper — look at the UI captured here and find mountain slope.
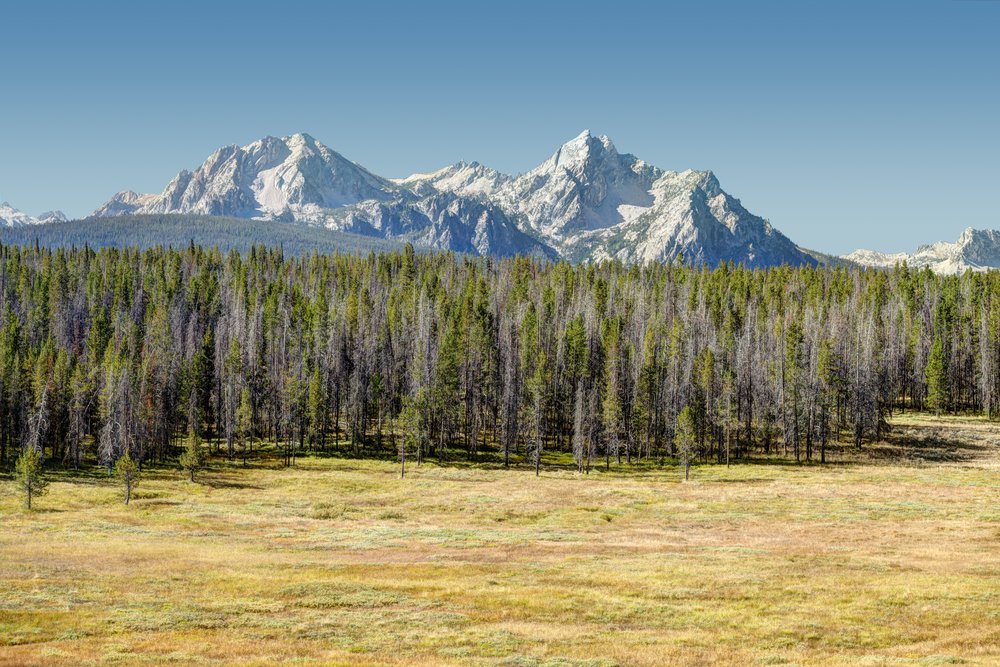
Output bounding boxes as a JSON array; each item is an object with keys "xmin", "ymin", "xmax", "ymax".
[
  {"xmin": 323, "ymin": 193, "xmax": 556, "ymax": 259},
  {"xmin": 844, "ymin": 228, "xmax": 1000, "ymax": 274}
]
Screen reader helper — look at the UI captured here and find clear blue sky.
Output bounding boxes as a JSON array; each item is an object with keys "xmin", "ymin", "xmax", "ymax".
[{"xmin": 1, "ymin": 0, "xmax": 997, "ymax": 254}]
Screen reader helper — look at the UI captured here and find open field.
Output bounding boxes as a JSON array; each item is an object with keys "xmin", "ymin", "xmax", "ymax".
[{"xmin": 1, "ymin": 413, "xmax": 998, "ymax": 666}]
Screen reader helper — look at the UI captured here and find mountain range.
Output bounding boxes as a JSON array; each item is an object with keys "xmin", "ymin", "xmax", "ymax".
[
  {"xmin": 1, "ymin": 202, "xmax": 66, "ymax": 227},
  {"xmin": 3, "ymin": 131, "xmax": 998, "ymax": 272},
  {"xmin": 843, "ymin": 228, "xmax": 1000, "ymax": 274},
  {"xmin": 87, "ymin": 131, "xmax": 813, "ymax": 266}
]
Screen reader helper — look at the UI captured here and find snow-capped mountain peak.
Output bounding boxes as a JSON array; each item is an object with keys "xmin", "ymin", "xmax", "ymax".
[
  {"xmin": 537, "ymin": 129, "xmax": 620, "ymax": 174},
  {"xmin": 36, "ymin": 210, "xmax": 68, "ymax": 224},
  {"xmin": 488, "ymin": 131, "xmax": 665, "ymax": 242},
  {"xmin": 93, "ymin": 133, "xmax": 397, "ymax": 222},
  {"xmin": 0, "ymin": 201, "xmax": 66, "ymax": 227}
]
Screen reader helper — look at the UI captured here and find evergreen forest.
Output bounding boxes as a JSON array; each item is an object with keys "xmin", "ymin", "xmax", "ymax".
[{"xmin": 1, "ymin": 241, "xmax": 995, "ymax": 476}]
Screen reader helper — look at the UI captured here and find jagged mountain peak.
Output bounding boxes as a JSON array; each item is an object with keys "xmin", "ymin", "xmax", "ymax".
[
  {"xmin": 244, "ymin": 132, "xmax": 327, "ymax": 158},
  {"xmin": 93, "ymin": 132, "xmax": 396, "ymax": 221},
  {"xmin": 37, "ymin": 210, "xmax": 68, "ymax": 224},
  {"xmin": 491, "ymin": 132, "xmax": 661, "ymax": 240},
  {"xmin": 563, "ymin": 128, "xmax": 614, "ymax": 146},
  {"xmin": 537, "ymin": 129, "xmax": 621, "ymax": 176},
  {"xmin": 953, "ymin": 227, "xmax": 998, "ymax": 247}
]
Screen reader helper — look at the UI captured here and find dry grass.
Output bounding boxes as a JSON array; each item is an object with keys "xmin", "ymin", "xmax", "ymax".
[{"xmin": 1, "ymin": 413, "xmax": 998, "ymax": 666}]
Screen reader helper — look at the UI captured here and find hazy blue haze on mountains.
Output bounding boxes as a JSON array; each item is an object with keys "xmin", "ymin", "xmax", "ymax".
[{"xmin": 1, "ymin": 0, "xmax": 998, "ymax": 255}]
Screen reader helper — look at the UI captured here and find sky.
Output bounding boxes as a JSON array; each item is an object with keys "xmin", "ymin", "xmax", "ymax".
[{"xmin": 1, "ymin": 0, "xmax": 998, "ymax": 254}]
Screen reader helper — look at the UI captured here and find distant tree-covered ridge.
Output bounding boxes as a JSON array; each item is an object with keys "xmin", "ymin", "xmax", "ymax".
[
  {"xmin": 0, "ymin": 241, "xmax": 996, "ymax": 476},
  {"xmin": 0, "ymin": 214, "xmax": 406, "ymax": 256}
]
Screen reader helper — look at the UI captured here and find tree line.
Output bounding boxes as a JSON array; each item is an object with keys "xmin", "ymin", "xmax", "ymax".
[{"xmin": 2, "ymin": 242, "xmax": 996, "ymax": 490}]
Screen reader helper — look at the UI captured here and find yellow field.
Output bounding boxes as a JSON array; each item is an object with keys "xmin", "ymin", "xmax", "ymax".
[{"xmin": 1, "ymin": 413, "xmax": 998, "ymax": 666}]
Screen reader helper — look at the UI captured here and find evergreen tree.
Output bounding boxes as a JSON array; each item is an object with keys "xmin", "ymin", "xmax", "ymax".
[
  {"xmin": 114, "ymin": 452, "xmax": 140, "ymax": 505},
  {"xmin": 15, "ymin": 447, "xmax": 48, "ymax": 510},
  {"xmin": 926, "ymin": 335, "xmax": 948, "ymax": 416},
  {"xmin": 179, "ymin": 431, "xmax": 205, "ymax": 482},
  {"xmin": 676, "ymin": 405, "xmax": 697, "ymax": 481},
  {"xmin": 398, "ymin": 399, "xmax": 420, "ymax": 478},
  {"xmin": 236, "ymin": 387, "xmax": 252, "ymax": 465}
]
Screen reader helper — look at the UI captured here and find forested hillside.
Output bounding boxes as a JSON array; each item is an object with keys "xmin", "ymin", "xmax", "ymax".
[
  {"xmin": 0, "ymin": 242, "xmax": 996, "ymax": 474},
  {"xmin": 0, "ymin": 214, "xmax": 405, "ymax": 255}
]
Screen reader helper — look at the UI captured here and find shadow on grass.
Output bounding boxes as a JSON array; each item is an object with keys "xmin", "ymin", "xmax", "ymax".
[
  {"xmin": 196, "ymin": 475, "xmax": 264, "ymax": 490},
  {"xmin": 18, "ymin": 506, "xmax": 66, "ymax": 513},
  {"xmin": 12, "ymin": 413, "xmax": 994, "ymax": 487},
  {"xmin": 712, "ymin": 477, "xmax": 778, "ymax": 484},
  {"xmin": 868, "ymin": 429, "xmax": 993, "ymax": 463},
  {"xmin": 42, "ymin": 464, "xmax": 115, "ymax": 484}
]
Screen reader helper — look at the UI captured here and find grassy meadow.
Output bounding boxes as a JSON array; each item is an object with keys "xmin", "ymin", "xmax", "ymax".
[{"xmin": 1, "ymin": 413, "xmax": 998, "ymax": 666}]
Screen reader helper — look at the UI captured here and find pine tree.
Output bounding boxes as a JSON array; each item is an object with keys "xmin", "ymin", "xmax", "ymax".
[
  {"xmin": 179, "ymin": 431, "xmax": 205, "ymax": 482},
  {"xmin": 926, "ymin": 335, "xmax": 947, "ymax": 416},
  {"xmin": 236, "ymin": 387, "xmax": 252, "ymax": 465},
  {"xmin": 15, "ymin": 447, "xmax": 48, "ymax": 510},
  {"xmin": 637, "ymin": 326, "xmax": 662, "ymax": 460},
  {"xmin": 114, "ymin": 452, "xmax": 140, "ymax": 505},
  {"xmin": 676, "ymin": 405, "xmax": 697, "ymax": 481},
  {"xmin": 307, "ymin": 366, "xmax": 325, "ymax": 450},
  {"xmin": 816, "ymin": 338, "xmax": 836, "ymax": 463},
  {"xmin": 222, "ymin": 338, "xmax": 242, "ymax": 459},
  {"xmin": 398, "ymin": 399, "xmax": 420, "ymax": 478}
]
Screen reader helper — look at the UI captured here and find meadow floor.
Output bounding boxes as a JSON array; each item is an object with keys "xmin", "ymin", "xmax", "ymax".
[{"xmin": 1, "ymin": 413, "xmax": 998, "ymax": 666}]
